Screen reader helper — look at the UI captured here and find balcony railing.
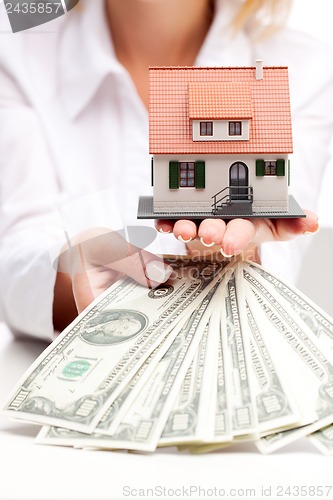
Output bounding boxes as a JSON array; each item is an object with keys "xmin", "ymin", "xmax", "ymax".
[{"xmin": 212, "ymin": 186, "xmax": 253, "ymax": 214}]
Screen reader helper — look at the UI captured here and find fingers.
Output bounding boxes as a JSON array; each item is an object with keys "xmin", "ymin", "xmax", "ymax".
[
  {"xmin": 220, "ymin": 211, "xmax": 318, "ymax": 255},
  {"xmin": 252, "ymin": 209, "xmax": 319, "ymax": 245},
  {"xmin": 171, "ymin": 217, "xmax": 255, "ymax": 258},
  {"xmin": 72, "ymin": 209, "xmax": 319, "ymax": 313},
  {"xmin": 64, "ymin": 228, "xmax": 174, "ymax": 313},
  {"xmin": 274, "ymin": 209, "xmax": 319, "ymax": 240},
  {"xmin": 157, "ymin": 216, "xmax": 257, "ymax": 257},
  {"xmin": 109, "ymin": 248, "xmax": 173, "ymax": 288},
  {"xmin": 73, "ymin": 249, "xmax": 173, "ymax": 313},
  {"xmin": 72, "ymin": 267, "xmax": 99, "ymax": 313},
  {"xmin": 198, "ymin": 219, "xmax": 227, "ymax": 246},
  {"xmin": 173, "ymin": 220, "xmax": 198, "ymax": 243},
  {"xmin": 158, "ymin": 210, "xmax": 319, "ymax": 255},
  {"xmin": 159, "ymin": 218, "xmax": 227, "ymax": 246},
  {"xmin": 72, "ymin": 247, "xmax": 175, "ymax": 313},
  {"xmin": 221, "ymin": 219, "xmax": 256, "ymax": 256},
  {"xmin": 185, "ymin": 218, "xmax": 227, "ymax": 257},
  {"xmin": 155, "ymin": 219, "xmax": 174, "ymax": 234}
]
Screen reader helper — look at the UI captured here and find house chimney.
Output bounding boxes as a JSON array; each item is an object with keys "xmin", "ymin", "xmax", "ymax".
[{"xmin": 255, "ymin": 59, "xmax": 263, "ymax": 80}]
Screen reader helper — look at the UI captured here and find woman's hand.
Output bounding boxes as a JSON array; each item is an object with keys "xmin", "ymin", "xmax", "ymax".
[
  {"xmin": 156, "ymin": 209, "xmax": 319, "ymax": 261},
  {"xmin": 53, "ymin": 228, "xmax": 173, "ymax": 330}
]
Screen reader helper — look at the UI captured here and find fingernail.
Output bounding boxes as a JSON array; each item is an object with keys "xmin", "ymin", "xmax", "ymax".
[
  {"xmin": 304, "ymin": 223, "xmax": 319, "ymax": 235},
  {"xmin": 159, "ymin": 228, "xmax": 171, "ymax": 234},
  {"xmin": 177, "ymin": 235, "xmax": 192, "ymax": 243},
  {"xmin": 200, "ymin": 237, "xmax": 216, "ymax": 248},
  {"xmin": 220, "ymin": 248, "xmax": 234, "ymax": 258},
  {"xmin": 145, "ymin": 261, "xmax": 173, "ymax": 283}
]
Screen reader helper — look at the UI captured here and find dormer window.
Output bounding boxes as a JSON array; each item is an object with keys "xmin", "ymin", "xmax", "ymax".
[
  {"xmin": 200, "ymin": 122, "xmax": 213, "ymax": 136},
  {"xmin": 192, "ymin": 120, "xmax": 249, "ymax": 141},
  {"xmin": 229, "ymin": 121, "xmax": 242, "ymax": 136}
]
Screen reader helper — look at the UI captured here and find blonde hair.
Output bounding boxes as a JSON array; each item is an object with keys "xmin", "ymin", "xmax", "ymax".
[{"xmin": 233, "ymin": 0, "xmax": 292, "ymax": 36}]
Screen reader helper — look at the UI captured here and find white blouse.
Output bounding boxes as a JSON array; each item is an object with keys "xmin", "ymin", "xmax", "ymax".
[{"xmin": 0, "ymin": 0, "xmax": 333, "ymax": 340}]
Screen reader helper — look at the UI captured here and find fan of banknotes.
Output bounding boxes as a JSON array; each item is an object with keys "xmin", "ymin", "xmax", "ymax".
[{"xmin": 2, "ymin": 256, "xmax": 333, "ymax": 455}]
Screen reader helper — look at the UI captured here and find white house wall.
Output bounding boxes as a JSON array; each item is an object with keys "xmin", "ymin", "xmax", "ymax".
[
  {"xmin": 192, "ymin": 120, "xmax": 250, "ymax": 141},
  {"xmin": 153, "ymin": 154, "xmax": 289, "ymax": 214}
]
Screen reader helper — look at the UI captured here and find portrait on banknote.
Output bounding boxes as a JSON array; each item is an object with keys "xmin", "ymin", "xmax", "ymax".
[{"xmin": 81, "ymin": 310, "xmax": 148, "ymax": 346}]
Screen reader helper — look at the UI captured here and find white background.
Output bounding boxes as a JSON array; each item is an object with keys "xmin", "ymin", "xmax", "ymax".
[
  {"xmin": 288, "ymin": 0, "xmax": 333, "ymax": 227},
  {"xmin": 288, "ymin": 0, "xmax": 333, "ymax": 48},
  {"xmin": 287, "ymin": 0, "xmax": 333, "ymax": 315}
]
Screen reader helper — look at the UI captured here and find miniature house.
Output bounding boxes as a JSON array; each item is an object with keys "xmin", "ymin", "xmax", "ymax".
[{"xmin": 138, "ymin": 62, "xmax": 304, "ymax": 219}]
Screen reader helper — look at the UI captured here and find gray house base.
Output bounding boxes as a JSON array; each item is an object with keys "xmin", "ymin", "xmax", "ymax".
[{"xmin": 137, "ymin": 195, "xmax": 305, "ymax": 220}]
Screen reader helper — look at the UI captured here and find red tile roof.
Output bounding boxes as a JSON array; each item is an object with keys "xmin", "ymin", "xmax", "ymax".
[
  {"xmin": 188, "ymin": 82, "xmax": 253, "ymax": 120},
  {"xmin": 149, "ymin": 66, "xmax": 293, "ymax": 155}
]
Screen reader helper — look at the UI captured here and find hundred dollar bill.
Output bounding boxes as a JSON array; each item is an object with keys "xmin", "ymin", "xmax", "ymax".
[
  {"xmin": 186, "ymin": 270, "xmax": 259, "ymax": 455},
  {"xmin": 158, "ymin": 321, "xmax": 211, "ymax": 446},
  {"xmin": 243, "ymin": 265, "xmax": 333, "ymax": 453},
  {"xmin": 245, "ymin": 261, "xmax": 333, "ymax": 448},
  {"xmin": 3, "ymin": 260, "xmax": 228, "ymax": 433},
  {"xmin": 95, "ymin": 328, "xmax": 175, "ymax": 436},
  {"xmin": 36, "ymin": 333, "xmax": 173, "ymax": 448},
  {"xmin": 246, "ymin": 261, "xmax": 333, "ymax": 353},
  {"xmin": 182, "ymin": 435, "xmax": 255, "ymax": 454},
  {"xmin": 245, "ymin": 299, "xmax": 299, "ymax": 433},
  {"xmin": 98, "ymin": 292, "xmax": 218, "ymax": 450},
  {"xmin": 200, "ymin": 306, "xmax": 232, "ymax": 444},
  {"xmin": 95, "ymin": 267, "xmax": 232, "ymax": 437},
  {"xmin": 181, "ymin": 309, "xmax": 233, "ymax": 456},
  {"xmin": 202, "ymin": 306, "xmax": 232, "ymax": 443},
  {"xmin": 160, "ymin": 301, "xmax": 230, "ymax": 447},
  {"xmin": 37, "ymin": 282, "xmax": 221, "ymax": 451},
  {"xmin": 308, "ymin": 425, "xmax": 333, "ymax": 455},
  {"xmin": 221, "ymin": 268, "xmax": 258, "ymax": 437}
]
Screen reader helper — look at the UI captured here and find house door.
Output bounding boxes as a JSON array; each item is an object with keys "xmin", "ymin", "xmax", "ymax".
[{"xmin": 229, "ymin": 162, "xmax": 248, "ymax": 200}]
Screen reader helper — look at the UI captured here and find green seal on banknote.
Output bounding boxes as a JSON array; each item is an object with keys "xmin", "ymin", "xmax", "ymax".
[
  {"xmin": 62, "ymin": 360, "xmax": 91, "ymax": 379},
  {"xmin": 80, "ymin": 310, "xmax": 148, "ymax": 346}
]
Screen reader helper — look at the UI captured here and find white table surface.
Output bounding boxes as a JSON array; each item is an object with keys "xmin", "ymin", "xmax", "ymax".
[{"xmin": 1, "ymin": 323, "xmax": 333, "ymax": 500}]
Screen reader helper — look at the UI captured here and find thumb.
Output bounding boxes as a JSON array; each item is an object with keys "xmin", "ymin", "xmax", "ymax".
[
  {"xmin": 73, "ymin": 250, "xmax": 173, "ymax": 313},
  {"xmin": 109, "ymin": 247, "xmax": 174, "ymax": 288}
]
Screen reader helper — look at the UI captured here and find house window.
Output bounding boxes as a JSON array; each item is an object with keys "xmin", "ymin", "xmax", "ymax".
[
  {"xmin": 229, "ymin": 121, "xmax": 242, "ymax": 136},
  {"xmin": 256, "ymin": 159, "xmax": 286, "ymax": 177},
  {"xmin": 169, "ymin": 161, "xmax": 205, "ymax": 189},
  {"xmin": 200, "ymin": 122, "xmax": 213, "ymax": 136},
  {"xmin": 179, "ymin": 162, "xmax": 195, "ymax": 187},
  {"xmin": 264, "ymin": 161, "xmax": 277, "ymax": 175}
]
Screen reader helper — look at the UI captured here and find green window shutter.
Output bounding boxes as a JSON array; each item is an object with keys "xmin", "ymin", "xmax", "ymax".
[
  {"xmin": 151, "ymin": 157, "xmax": 154, "ymax": 187},
  {"xmin": 256, "ymin": 159, "xmax": 265, "ymax": 176},
  {"xmin": 277, "ymin": 159, "xmax": 285, "ymax": 176},
  {"xmin": 195, "ymin": 160, "xmax": 205, "ymax": 189},
  {"xmin": 288, "ymin": 159, "xmax": 290, "ymax": 186},
  {"xmin": 169, "ymin": 161, "xmax": 179, "ymax": 189}
]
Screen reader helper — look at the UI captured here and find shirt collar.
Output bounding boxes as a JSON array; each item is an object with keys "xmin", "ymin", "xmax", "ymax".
[{"xmin": 60, "ymin": 0, "xmax": 252, "ymax": 120}]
